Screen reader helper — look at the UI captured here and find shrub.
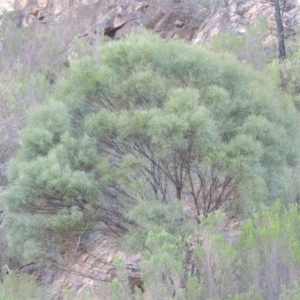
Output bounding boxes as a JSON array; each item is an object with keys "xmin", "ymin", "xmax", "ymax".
[{"xmin": 2, "ymin": 31, "xmax": 300, "ymax": 261}]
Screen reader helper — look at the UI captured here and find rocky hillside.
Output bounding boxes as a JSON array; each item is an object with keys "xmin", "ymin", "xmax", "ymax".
[
  {"xmin": 1, "ymin": 0, "xmax": 300, "ymax": 45},
  {"xmin": 1, "ymin": 0, "xmax": 300, "ymax": 299}
]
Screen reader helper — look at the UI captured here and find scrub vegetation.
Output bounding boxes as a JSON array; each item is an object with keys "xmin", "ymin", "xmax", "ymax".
[{"xmin": 1, "ymin": 4, "xmax": 300, "ymax": 299}]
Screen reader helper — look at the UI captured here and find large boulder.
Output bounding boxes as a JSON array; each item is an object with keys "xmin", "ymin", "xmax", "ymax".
[
  {"xmin": 193, "ymin": 0, "xmax": 300, "ymax": 44},
  {"xmin": 77, "ymin": 1, "xmax": 209, "ymax": 43}
]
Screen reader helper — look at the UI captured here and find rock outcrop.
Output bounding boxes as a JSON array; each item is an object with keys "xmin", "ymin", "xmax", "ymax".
[
  {"xmin": 2, "ymin": 0, "xmax": 300, "ymax": 45},
  {"xmin": 20, "ymin": 0, "xmax": 210, "ymax": 43},
  {"xmin": 49, "ymin": 235, "xmax": 142, "ymax": 298},
  {"xmin": 193, "ymin": 0, "xmax": 300, "ymax": 44}
]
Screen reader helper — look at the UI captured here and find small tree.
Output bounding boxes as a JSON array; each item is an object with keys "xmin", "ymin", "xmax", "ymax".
[{"xmin": 2, "ymin": 31, "xmax": 299, "ymax": 261}]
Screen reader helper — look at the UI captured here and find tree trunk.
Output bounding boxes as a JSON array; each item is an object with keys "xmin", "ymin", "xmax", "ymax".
[{"xmin": 274, "ymin": 0, "xmax": 286, "ymax": 60}]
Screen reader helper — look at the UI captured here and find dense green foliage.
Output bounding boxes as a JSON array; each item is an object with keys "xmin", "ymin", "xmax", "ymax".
[
  {"xmin": 269, "ymin": 49, "xmax": 300, "ymax": 110},
  {"xmin": 111, "ymin": 203, "xmax": 300, "ymax": 300},
  {"xmin": 2, "ymin": 3, "xmax": 300, "ymax": 299},
  {"xmin": 2, "ymin": 31, "xmax": 300, "ymax": 262}
]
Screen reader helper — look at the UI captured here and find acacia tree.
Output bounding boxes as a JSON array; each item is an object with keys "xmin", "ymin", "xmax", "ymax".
[{"xmin": 2, "ymin": 31, "xmax": 299, "ymax": 260}]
